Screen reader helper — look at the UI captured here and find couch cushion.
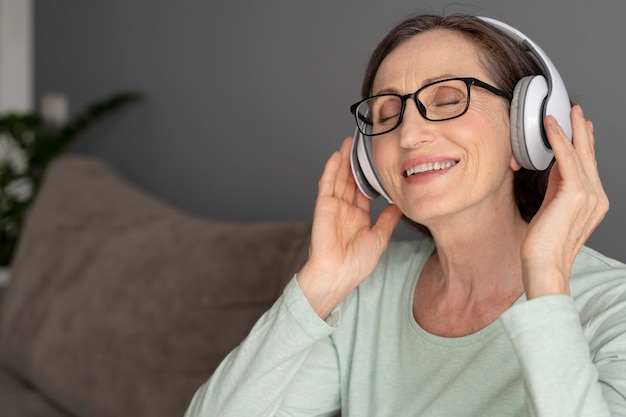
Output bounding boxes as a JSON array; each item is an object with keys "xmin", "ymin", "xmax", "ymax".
[{"xmin": 0, "ymin": 156, "xmax": 311, "ymax": 417}]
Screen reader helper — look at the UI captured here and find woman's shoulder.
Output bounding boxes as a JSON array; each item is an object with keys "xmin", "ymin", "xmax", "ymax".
[
  {"xmin": 575, "ymin": 246, "xmax": 626, "ymax": 271},
  {"xmin": 571, "ymin": 246, "xmax": 626, "ymax": 319},
  {"xmin": 572, "ymin": 246, "xmax": 626, "ymax": 287}
]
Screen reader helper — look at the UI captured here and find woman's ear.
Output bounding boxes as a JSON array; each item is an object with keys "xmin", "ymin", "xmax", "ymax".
[{"xmin": 509, "ymin": 154, "xmax": 522, "ymax": 172}]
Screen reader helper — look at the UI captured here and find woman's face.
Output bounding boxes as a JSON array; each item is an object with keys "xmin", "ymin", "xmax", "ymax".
[{"xmin": 371, "ymin": 29, "xmax": 521, "ymax": 229}]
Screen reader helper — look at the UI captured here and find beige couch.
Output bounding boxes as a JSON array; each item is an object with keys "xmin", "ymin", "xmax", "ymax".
[{"xmin": 0, "ymin": 156, "xmax": 311, "ymax": 417}]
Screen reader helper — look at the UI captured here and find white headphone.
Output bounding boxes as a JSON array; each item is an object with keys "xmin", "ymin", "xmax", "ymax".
[{"xmin": 350, "ymin": 16, "xmax": 572, "ymax": 204}]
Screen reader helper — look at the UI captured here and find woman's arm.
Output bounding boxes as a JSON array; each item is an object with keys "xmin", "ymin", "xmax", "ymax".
[
  {"xmin": 297, "ymin": 137, "xmax": 401, "ymax": 319},
  {"xmin": 510, "ymin": 104, "xmax": 625, "ymax": 415},
  {"xmin": 184, "ymin": 277, "xmax": 341, "ymax": 417},
  {"xmin": 185, "ymin": 137, "xmax": 401, "ymax": 416},
  {"xmin": 521, "ymin": 105, "xmax": 609, "ymax": 299},
  {"xmin": 502, "ymin": 288, "xmax": 626, "ymax": 416}
]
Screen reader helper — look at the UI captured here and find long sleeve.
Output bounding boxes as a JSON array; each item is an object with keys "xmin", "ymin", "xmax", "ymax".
[
  {"xmin": 501, "ymin": 290, "xmax": 626, "ymax": 416},
  {"xmin": 184, "ymin": 277, "xmax": 342, "ymax": 417},
  {"xmin": 184, "ymin": 241, "xmax": 626, "ymax": 417}
]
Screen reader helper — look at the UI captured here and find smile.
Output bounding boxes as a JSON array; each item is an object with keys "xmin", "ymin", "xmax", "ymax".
[{"xmin": 404, "ymin": 160, "xmax": 457, "ymax": 177}]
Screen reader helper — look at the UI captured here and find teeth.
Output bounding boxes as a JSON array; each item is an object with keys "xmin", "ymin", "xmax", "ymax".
[{"xmin": 405, "ymin": 160, "xmax": 457, "ymax": 177}]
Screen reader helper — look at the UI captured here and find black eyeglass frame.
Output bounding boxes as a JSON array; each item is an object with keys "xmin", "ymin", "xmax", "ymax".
[{"xmin": 350, "ymin": 77, "xmax": 513, "ymax": 137}]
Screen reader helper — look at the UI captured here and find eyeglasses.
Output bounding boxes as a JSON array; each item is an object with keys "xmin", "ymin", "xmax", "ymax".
[{"xmin": 350, "ymin": 77, "xmax": 512, "ymax": 137}]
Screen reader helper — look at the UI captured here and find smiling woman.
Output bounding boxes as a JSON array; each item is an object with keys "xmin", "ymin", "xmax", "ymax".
[
  {"xmin": 367, "ymin": 29, "xmax": 521, "ymax": 232},
  {"xmin": 184, "ymin": 12, "xmax": 626, "ymax": 417}
]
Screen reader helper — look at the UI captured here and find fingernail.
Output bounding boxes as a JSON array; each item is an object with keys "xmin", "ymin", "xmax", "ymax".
[
  {"xmin": 545, "ymin": 115, "xmax": 558, "ymax": 133},
  {"xmin": 575, "ymin": 105, "xmax": 584, "ymax": 117}
]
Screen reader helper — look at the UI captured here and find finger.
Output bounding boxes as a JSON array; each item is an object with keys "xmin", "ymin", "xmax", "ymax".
[
  {"xmin": 577, "ymin": 119, "xmax": 605, "ymax": 195},
  {"xmin": 353, "ymin": 183, "xmax": 371, "ymax": 211},
  {"xmin": 544, "ymin": 115, "xmax": 580, "ymax": 175},
  {"xmin": 577, "ymin": 116, "xmax": 610, "ymax": 220},
  {"xmin": 545, "ymin": 115, "xmax": 597, "ymax": 201},
  {"xmin": 570, "ymin": 106, "xmax": 596, "ymax": 162},
  {"xmin": 333, "ymin": 137, "xmax": 354, "ymax": 199},
  {"xmin": 545, "ymin": 113, "xmax": 608, "ymax": 227},
  {"xmin": 340, "ymin": 137, "xmax": 360, "ymax": 201},
  {"xmin": 543, "ymin": 115, "xmax": 592, "ymax": 215},
  {"xmin": 318, "ymin": 150, "xmax": 342, "ymax": 199},
  {"xmin": 372, "ymin": 204, "xmax": 402, "ymax": 245},
  {"xmin": 566, "ymin": 107, "xmax": 606, "ymax": 194}
]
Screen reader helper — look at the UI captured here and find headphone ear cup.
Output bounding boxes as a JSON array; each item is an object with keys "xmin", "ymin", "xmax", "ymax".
[
  {"xmin": 350, "ymin": 130, "xmax": 379, "ymax": 199},
  {"xmin": 510, "ymin": 76, "xmax": 535, "ymax": 170},
  {"xmin": 509, "ymin": 75, "xmax": 552, "ymax": 170},
  {"xmin": 480, "ymin": 16, "xmax": 571, "ymax": 170},
  {"xmin": 350, "ymin": 129, "xmax": 394, "ymax": 204}
]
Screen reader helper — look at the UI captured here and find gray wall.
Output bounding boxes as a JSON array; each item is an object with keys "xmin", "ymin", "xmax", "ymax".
[{"xmin": 35, "ymin": 1, "xmax": 626, "ymax": 262}]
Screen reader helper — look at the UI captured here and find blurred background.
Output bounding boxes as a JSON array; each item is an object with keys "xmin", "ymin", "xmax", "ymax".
[{"xmin": 22, "ymin": 1, "xmax": 626, "ymax": 261}]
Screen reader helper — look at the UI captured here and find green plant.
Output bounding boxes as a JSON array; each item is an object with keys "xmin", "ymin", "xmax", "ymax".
[{"xmin": 0, "ymin": 91, "xmax": 141, "ymax": 266}]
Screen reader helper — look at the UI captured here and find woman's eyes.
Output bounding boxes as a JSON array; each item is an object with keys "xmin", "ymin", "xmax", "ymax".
[
  {"xmin": 376, "ymin": 100, "xmax": 402, "ymax": 123},
  {"xmin": 429, "ymin": 87, "xmax": 465, "ymax": 107}
]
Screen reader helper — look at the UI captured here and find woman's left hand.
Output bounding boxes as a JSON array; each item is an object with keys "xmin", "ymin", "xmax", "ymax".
[{"xmin": 521, "ymin": 105, "xmax": 609, "ymax": 299}]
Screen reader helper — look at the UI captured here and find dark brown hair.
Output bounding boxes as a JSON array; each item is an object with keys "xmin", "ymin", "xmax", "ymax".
[{"xmin": 361, "ymin": 14, "xmax": 552, "ymax": 234}]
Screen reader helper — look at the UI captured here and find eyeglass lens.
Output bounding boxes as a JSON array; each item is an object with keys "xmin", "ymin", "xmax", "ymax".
[{"xmin": 356, "ymin": 79, "xmax": 470, "ymax": 136}]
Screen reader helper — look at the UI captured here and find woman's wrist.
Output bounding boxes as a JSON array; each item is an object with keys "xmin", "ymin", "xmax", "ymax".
[
  {"xmin": 522, "ymin": 260, "xmax": 571, "ymax": 300},
  {"xmin": 296, "ymin": 263, "xmax": 351, "ymax": 320}
]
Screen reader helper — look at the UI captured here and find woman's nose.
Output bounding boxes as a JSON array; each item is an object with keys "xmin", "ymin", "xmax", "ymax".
[{"xmin": 398, "ymin": 100, "xmax": 434, "ymax": 148}]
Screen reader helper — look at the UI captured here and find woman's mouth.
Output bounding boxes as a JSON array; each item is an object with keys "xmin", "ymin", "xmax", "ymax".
[{"xmin": 404, "ymin": 160, "xmax": 458, "ymax": 177}]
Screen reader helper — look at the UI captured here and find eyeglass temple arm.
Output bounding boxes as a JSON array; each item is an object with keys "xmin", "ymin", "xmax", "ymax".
[{"xmin": 356, "ymin": 112, "xmax": 372, "ymax": 126}]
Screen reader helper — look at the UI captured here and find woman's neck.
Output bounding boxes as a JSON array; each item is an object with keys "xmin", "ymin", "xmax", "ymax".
[
  {"xmin": 413, "ymin": 205, "xmax": 529, "ymax": 337},
  {"xmin": 429, "ymin": 208, "xmax": 527, "ymax": 290}
]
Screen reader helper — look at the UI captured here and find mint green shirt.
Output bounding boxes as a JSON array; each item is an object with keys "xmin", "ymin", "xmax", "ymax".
[{"xmin": 185, "ymin": 239, "xmax": 626, "ymax": 417}]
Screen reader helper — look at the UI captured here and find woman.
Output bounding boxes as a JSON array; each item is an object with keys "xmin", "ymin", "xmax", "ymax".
[{"xmin": 185, "ymin": 13, "xmax": 626, "ymax": 417}]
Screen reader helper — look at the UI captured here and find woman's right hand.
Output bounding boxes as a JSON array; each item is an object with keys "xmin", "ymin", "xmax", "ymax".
[{"xmin": 297, "ymin": 137, "xmax": 402, "ymax": 319}]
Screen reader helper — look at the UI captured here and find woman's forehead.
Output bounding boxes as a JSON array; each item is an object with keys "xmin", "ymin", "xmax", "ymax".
[{"xmin": 372, "ymin": 29, "xmax": 488, "ymax": 94}]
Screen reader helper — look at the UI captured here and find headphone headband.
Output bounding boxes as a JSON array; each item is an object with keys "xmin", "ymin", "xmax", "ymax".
[{"xmin": 479, "ymin": 16, "xmax": 572, "ymax": 145}]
